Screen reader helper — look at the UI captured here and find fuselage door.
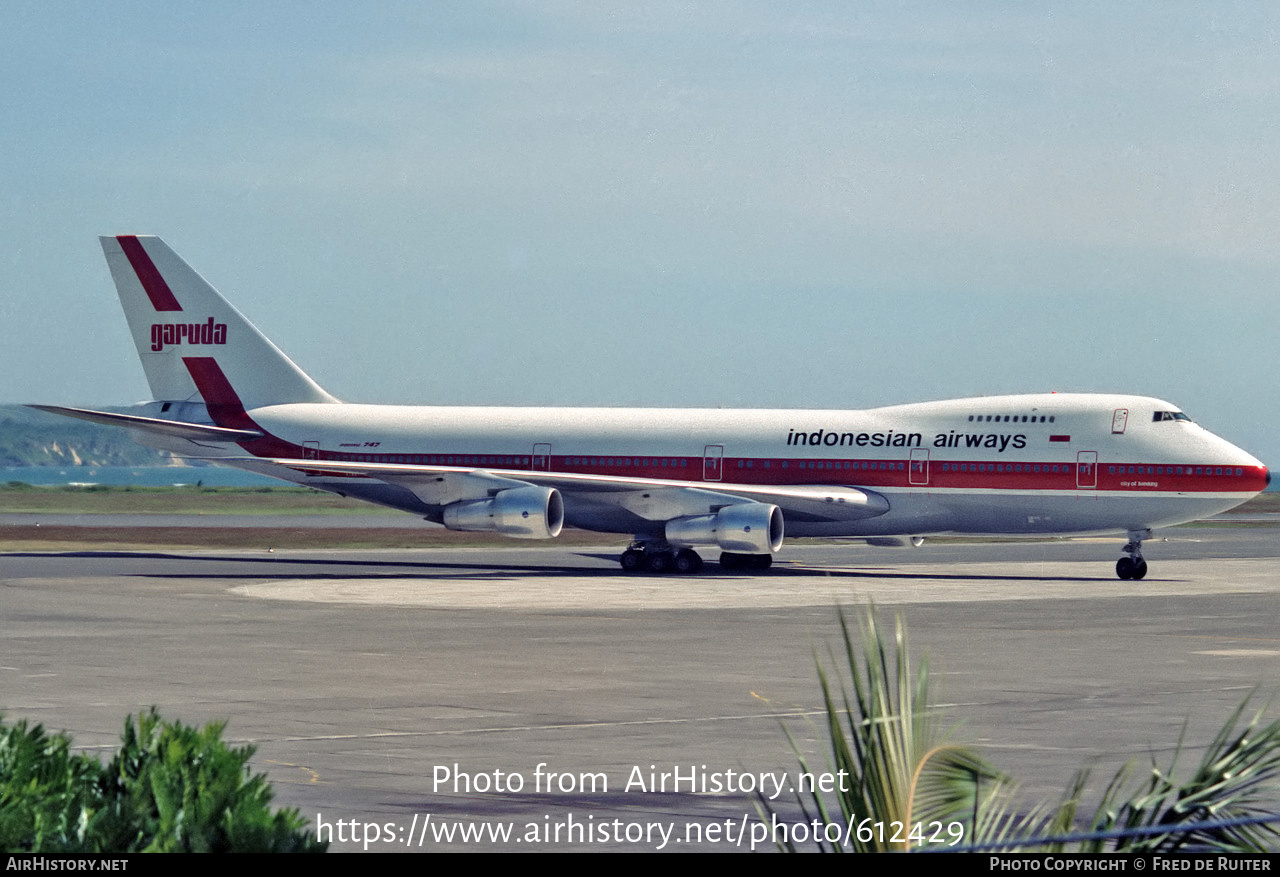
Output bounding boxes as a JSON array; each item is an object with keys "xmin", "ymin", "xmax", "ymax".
[
  {"xmin": 1077, "ymin": 451, "xmax": 1098, "ymax": 489},
  {"xmin": 302, "ymin": 441, "xmax": 321, "ymax": 477},
  {"xmin": 703, "ymin": 444, "xmax": 724, "ymax": 481},
  {"xmin": 909, "ymin": 448, "xmax": 930, "ymax": 485},
  {"xmin": 1111, "ymin": 409, "xmax": 1129, "ymax": 434},
  {"xmin": 532, "ymin": 443, "xmax": 552, "ymax": 471}
]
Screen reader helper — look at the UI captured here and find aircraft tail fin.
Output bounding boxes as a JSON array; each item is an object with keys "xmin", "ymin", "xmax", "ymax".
[{"xmin": 100, "ymin": 235, "xmax": 337, "ymax": 410}]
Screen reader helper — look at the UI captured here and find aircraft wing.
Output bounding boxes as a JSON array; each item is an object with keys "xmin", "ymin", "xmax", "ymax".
[
  {"xmin": 254, "ymin": 457, "xmax": 890, "ymax": 523},
  {"xmin": 28, "ymin": 405, "xmax": 263, "ymax": 441}
]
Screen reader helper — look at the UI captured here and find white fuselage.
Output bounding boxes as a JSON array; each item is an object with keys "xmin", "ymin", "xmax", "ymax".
[{"xmin": 141, "ymin": 391, "xmax": 1268, "ymax": 540}]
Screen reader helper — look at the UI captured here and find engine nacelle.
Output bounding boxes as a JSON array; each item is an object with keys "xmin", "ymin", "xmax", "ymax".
[
  {"xmin": 665, "ymin": 503, "xmax": 784, "ymax": 554},
  {"xmin": 442, "ymin": 486, "xmax": 564, "ymax": 539}
]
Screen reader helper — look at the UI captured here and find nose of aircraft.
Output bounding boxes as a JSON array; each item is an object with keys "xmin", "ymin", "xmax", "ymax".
[{"xmin": 1209, "ymin": 431, "xmax": 1269, "ymax": 495}]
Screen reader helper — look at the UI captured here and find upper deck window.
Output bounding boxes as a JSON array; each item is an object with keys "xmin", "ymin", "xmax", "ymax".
[{"xmin": 969, "ymin": 414, "xmax": 1053, "ymax": 423}]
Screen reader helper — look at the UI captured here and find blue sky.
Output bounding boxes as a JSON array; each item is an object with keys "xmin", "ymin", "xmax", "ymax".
[{"xmin": 3, "ymin": 2, "xmax": 1277, "ymax": 466}]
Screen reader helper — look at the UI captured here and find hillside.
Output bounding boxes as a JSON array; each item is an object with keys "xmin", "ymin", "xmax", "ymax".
[{"xmin": 0, "ymin": 404, "xmax": 172, "ymax": 467}]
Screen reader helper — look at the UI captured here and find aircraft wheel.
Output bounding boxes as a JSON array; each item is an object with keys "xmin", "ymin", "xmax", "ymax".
[
  {"xmin": 1116, "ymin": 557, "xmax": 1135, "ymax": 580},
  {"xmin": 673, "ymin": 549, "xmax": 703, "ymax": 574},
  {"xmin": 748, "ymin": 554, "xmax": 773, "ymax": 570},
  {"xmin": 645, "ymin": 551, "xmax": 674, "ymax": 573},
  {"xmin": 1131, "ymin": 559, "xmax": 1148, "ymax": 580},
  {"xmin": 620, "ymin": 549, "xmax": 644, "ymax": 572},
  {"xmin": 719, "ymin": 552, "xmax": 744, "ymax": 571}
]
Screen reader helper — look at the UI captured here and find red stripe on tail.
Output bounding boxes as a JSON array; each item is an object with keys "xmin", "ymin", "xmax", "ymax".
[
  {"xmin": 183, "ymin": 357, "xmax": 256, "ymax": 430},
  {"xmin": 182, "ymin": 357, "xmax": 301, "ymax": 459},
  {"xmin": 117, "ymin": 235, "xmax": 183, "ymax": 312}
]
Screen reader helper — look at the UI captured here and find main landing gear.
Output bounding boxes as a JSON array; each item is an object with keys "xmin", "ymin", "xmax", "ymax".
[
  {"xmin": 618, "ymin": 542, "xmax": 774, "ymax": 574},
  {"xmin": 620, "ymin": 542, "xmax": 704, "ymax": 574},
  {"xmin": 1115, "ymin": 529, "xmax": 1150, "ymax": 580}
]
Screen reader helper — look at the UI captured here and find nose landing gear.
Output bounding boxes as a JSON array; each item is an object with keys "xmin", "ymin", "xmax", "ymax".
[{"xmin": 1116, "ymin": 529, "xmax": 1150, "ymax": 580}]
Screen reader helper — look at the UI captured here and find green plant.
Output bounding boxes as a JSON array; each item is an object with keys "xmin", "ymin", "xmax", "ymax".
[
  {"xmin": 0, "ymin": 719, "xmax": 104, "ymax": 852},
  {"xmin": 0, "ymin": 709, "xmax": 325, "ymax": 853},
  {"xmin": 766, "ymin": 607, "xmax": 1280, "ymax": 852},
  {"xmin": 767, "ymin": 609, "xmax": 1023, "ymax": 851},
  {"xmin": 1072, "ymin": 697, "xmax": 1280, "ymax": 852}
]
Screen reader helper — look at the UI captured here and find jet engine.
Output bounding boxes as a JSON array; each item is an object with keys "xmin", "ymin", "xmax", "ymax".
[
  {"xmin": 442, "ymin": 486, "xmax": 565, "ymax": 539},
  {"xmin": 664, "ymin": 503, "xmax": 784, "ymax": 554}
]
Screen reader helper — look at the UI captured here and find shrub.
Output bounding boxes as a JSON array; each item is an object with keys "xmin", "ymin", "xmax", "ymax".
[
  {"xmin": 0, "ymin": 709, "xmax": 325, "ymax": 853},
  {"xmin": 0, "ymin": 719, "xmax": 103, "ymax": 852}
]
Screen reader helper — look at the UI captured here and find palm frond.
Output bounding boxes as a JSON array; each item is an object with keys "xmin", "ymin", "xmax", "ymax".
[
  {"xmin": 762, "ymin": 607, "xmax": 1280, "ymax": 853},
  {"xmin": 762, "ymin": 606, "xmax": 1017, "ymax": 851},
  {"xmin": 1084, "ymin": 695, "xmax": 1280, "ymax": 852}
]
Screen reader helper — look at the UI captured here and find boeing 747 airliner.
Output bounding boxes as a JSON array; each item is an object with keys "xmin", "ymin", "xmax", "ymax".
[{"xmin": 35, "ymin": 236, "xmax": 1270, "ymax": 578}]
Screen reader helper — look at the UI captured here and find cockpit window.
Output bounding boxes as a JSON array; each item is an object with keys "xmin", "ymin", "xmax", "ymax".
[{"xmin": 1152, "ymin": 411, "xmax": 1192, "ymax": 423}]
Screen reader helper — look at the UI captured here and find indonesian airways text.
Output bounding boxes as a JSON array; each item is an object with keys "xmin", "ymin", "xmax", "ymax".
[{"xmin": 786, "ymin": 429, "xmax": 1028, "ymax": 452}]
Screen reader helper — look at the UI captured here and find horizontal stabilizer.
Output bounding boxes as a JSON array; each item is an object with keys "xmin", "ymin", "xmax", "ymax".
[{"xmin": 28, "ymin": 405, "xmax": 263, "ymax": 441}]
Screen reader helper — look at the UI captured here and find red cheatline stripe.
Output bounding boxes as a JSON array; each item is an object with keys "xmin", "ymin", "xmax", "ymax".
[
  {"xmin": 117, "ymin": 235, "xmax": 182, "ymax": 312},
  {"xmin": 1049, "ymin": 435, "xmax": 1071, "ymax": 442}
]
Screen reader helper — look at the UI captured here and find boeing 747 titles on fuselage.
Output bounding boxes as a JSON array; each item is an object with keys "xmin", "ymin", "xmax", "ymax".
[{"xmin": 34, "ymin": 236, "xmax": 1271, "ymax": 578}]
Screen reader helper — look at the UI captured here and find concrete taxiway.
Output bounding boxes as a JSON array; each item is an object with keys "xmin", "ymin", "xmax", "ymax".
[{"xmin": 3, "ymin": 523, "xmax": 1280, "ymax": 851}]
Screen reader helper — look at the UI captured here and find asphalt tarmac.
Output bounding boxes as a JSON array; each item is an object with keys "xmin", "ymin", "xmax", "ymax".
[{"xmin": 4, "ymin": 522, "xmax": 1280, "ymax": 852}]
